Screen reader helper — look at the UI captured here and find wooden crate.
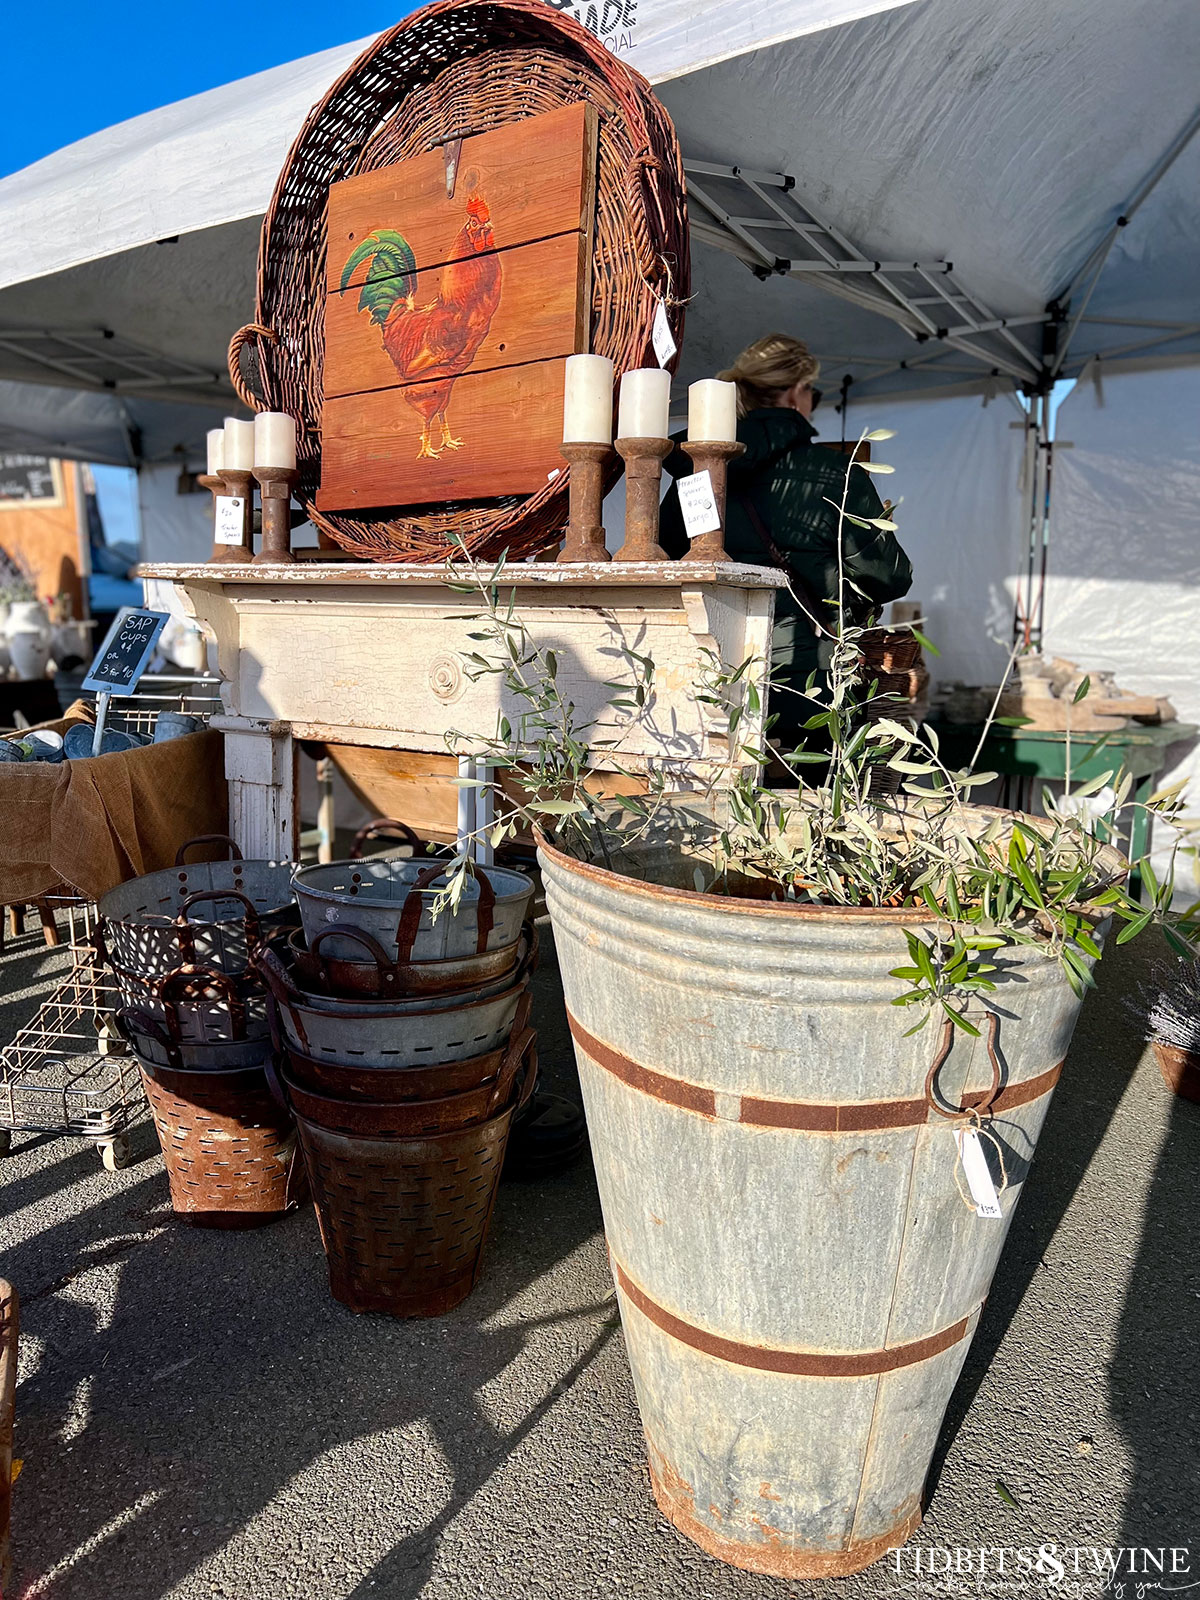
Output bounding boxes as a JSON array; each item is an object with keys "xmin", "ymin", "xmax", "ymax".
[{"xmin": 319, "ymin": 102, "xmax": 598, "ymax": 514}]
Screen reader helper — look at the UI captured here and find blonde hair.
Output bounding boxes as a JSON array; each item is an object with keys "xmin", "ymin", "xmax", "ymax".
[{"xmin": 718, "ymin": 334, "xmax": 820, "ymax": 417}]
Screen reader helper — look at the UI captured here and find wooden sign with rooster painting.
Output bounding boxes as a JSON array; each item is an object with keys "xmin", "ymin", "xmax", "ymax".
[{"xmin": 319, "ymin": 103, "xmax": 599, "ymax": 512}]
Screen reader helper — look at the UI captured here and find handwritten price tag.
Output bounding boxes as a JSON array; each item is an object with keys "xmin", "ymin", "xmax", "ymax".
[
  {"xmin": 677, "ymin": 470, "xmax": 722, "ymax": 539},
  {"xmin": 955, "ymin": 1130, "xmax": 1003, "ymax": 1219},
  {"xmin": 214, "ymin": 495, "xmax": 245, "ymax": 546},
  {"xmin": 652, "ymin": 301, "xmax": 677, "ymax": 368}
]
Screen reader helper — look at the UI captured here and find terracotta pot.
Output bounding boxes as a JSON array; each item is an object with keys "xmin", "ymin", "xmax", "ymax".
[{"xmin": 1152, "ymin": 1042, "xmax": 1200, "ymax": 1103}]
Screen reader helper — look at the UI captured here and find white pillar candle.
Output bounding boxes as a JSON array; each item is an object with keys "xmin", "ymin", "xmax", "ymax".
[
  {"xmin": 688, "ymin": 378, "xmax": 738, "ymax": 443},
  {"xmin": 223, "ymin": 417, "xmax": 256, "ymax": 472},
  {"xmin": 206, "ymin": 428, "xmax": 225, "ymax": 474},
  {"xmin": 254, "ymin": 411, "xmax": 297, "ymax": 470},
  {"xmin": 562, "ymin": 354, "xmax": 614, "ymax": 444},
  {"xmin": 617, "ymin": 368, "xmax": 671, "ymax": 440}
]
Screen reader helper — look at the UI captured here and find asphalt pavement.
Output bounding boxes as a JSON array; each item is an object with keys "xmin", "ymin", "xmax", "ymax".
[{"xmin": 1, "ymin": 920, "xmax": 1197, "ymax": 1599}]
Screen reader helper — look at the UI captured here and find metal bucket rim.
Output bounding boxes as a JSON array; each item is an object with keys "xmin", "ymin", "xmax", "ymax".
[
  {"xmin": 535, "ymin": 801, "xmax": 1128, "ymax": 926},
  {"xmin": 100, "ymin": 860, "xmax": 296, "ymax": 925},
  {"xmin": 274, "ymin": 973, "xmax": 529, "ymax": 1026},
  {"xmin": 291, "ymin": 858, "xmax": 533, "ymax": 912}
]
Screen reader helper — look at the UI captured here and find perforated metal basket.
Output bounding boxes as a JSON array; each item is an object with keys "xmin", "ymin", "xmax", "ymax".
[
  {"xmin": 264, "ymin": 958, "xmax": 527, "ymax": 1068},
  {"xmin": 291, "ymin": 859, "xmax": 533, "ymax": 964},
  {"xmin": 100, "ymin": 835, "xmax": 296, "ymax": 981}
]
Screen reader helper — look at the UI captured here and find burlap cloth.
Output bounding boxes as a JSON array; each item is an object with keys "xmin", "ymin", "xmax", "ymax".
[{"xmin": 0, "ymin": 701, "xmax": 228, "ymax": 905}]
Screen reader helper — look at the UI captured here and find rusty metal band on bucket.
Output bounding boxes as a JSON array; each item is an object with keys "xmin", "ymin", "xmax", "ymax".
[
  {"xmin": 612, "ymin": 1257, "xmax": 972, "ymax": 1377},
  {"xmin": 567, "ymin": 1013, "xmax": 1063, "ymax": 1130}
]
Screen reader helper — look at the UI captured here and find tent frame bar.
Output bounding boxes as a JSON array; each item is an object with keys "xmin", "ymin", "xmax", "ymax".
[
  {"xmin": 685, "ymin": 160, "xmax": 1043, "ymax": 385},
  {"xmin": 1050, "ymin": 103, "xmax": 1200, "ymax": 377}
]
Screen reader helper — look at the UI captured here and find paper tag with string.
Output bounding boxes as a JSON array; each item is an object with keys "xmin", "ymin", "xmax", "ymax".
[
  {"xmin": 955, "ymin": 1129, "xmax": 1003, "ymax": 1219},
  {"xmin": 652, "ymin": 300, "xmax": 677, "ymax": 368}
]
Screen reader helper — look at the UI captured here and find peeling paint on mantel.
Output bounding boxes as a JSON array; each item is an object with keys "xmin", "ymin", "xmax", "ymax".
[
  {"xmin": 149, "ymin": 561, "xmax": 781, "ymax": 857},
  {"xmin": 139, "ymin": 560, "xmax": 787, "ymax": 589}
]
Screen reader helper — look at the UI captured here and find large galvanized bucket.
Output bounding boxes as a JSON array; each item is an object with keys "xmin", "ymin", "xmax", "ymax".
[{"xmin": 538, "ymin": 807, "xmax": 1117, "ymax": 1579}]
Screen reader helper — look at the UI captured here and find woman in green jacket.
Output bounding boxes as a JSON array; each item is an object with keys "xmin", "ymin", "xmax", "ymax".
[{"xmin": 660, "ymin": 333, "xmax": 913, "ymax": 751}]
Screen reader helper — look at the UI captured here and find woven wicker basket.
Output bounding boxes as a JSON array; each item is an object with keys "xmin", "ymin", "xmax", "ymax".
[{"xmin": 229, "ymin": 0, "xmax": 689, "ymax": 563}]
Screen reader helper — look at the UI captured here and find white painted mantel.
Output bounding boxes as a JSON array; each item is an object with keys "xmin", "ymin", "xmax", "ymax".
[{"xmin": 140, "ymin": 560, "xmax": 784, "ymax": 858}]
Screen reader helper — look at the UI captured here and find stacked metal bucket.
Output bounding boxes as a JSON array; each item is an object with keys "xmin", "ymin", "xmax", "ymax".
[
  {"xmin": 99, "ymin": 834, "xmax": 537, "ymax": 1314},
  {"xmin": 264, "ymin": 857, "xmax": 537, "ymax": 1315},
  {"xmin": 100, "ymin": 836, "xmax": 306, "ymax": 1228}
]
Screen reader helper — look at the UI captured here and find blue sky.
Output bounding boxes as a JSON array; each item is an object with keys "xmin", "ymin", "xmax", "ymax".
[{"xmin": 1, "ymin": 2, "xmax": 410, "ymax": 179}]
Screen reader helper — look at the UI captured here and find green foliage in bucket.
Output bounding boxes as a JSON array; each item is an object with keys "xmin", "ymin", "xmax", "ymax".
[{"xmin": 436, "ymin": 435, "xmax": 1199, "ymax": 1035}]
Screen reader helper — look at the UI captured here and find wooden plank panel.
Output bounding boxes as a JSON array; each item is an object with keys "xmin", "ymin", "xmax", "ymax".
[
  {"xmin": 324, "ymin": 231, "xmax": 588, "ymax": 400},
  {"xmin": 317, "ymin": 358, "xmax": 567, "ymax": 511},
  {"xmin": 327, "ymin": 102, "xmax": 598, "ymax": 292}
]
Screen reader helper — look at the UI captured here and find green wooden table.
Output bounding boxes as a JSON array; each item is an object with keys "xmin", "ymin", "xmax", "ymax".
[{"xmin": 926, "ymin": 717, "xmax": 1198, "ymax": 899}]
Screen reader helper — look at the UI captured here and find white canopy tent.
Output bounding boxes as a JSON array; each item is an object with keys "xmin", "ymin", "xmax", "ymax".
[{"xmin": 1, "ymin": 0, "xmax": 1197, "ymax": 877}]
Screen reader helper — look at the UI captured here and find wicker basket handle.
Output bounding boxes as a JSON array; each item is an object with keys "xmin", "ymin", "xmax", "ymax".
[
  {"xmin": 625, "ymin": 150, "xmax": 677, "ymax": 301},
  {"xmin": 227, "ymin": 323, "xmax": 278, "ymax": 413},
  {"xmin": 393, "ymin": 863, "xmax": 496, "ymax": 963},
  {"xmin": 349, "ymin": 819, "xmax": 423, "ymax": 860}
]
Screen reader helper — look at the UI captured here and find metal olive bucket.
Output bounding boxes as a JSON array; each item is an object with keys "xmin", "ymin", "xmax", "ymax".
[
  {"xmin": 538, "ymin": 805, "xmax": 1120, "ymax": 1580},
  {"xmin": 291, "ymin": 858, "xmax": 533, "ymax": 964},
  {"xmin": 276, "ymin": 1021, "xmax": 536, "ymax": 1138},
  {"xmin": 260, "ymin": 949, "xmax": 527, "ymax": 1068},
  {"xmin": 116, "ymin": 970, "xmax": 273, "ymax": 1072},
  {"xmin": 284, "ymin": 923, "xmax": 532, "ymax": 1002},
  {"xmin": 110, "ymin": 961, "xmax": 269, "ymax": 1043},
  {"xmin": 100, "ymin": 835, "xmax": 297, "ymax": 980}
]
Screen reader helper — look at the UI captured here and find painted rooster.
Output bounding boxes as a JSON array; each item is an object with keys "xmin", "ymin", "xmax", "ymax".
[{"xmin": 340, "ymin": 194, "xmax": 503, "ymax": 459}]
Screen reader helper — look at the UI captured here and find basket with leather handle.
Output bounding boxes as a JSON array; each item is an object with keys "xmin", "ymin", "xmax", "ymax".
[{"xmin": 228, "ymin": 0, "xmax": 688, "ymax": 563}]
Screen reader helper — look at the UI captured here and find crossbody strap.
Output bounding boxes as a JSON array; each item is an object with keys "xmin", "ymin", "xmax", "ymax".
[{"xmin": 736, "ymin": 494, "xmax": 822, "ymax": 639}]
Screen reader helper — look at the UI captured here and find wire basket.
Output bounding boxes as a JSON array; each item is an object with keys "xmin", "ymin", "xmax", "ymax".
[
  {"xmin": 228, "ymin": 0, "xmax": 689, "ymax": 564},
  {"xmin": 0, "ymin": 675, "xmax": 225, "ymax": 1169}
]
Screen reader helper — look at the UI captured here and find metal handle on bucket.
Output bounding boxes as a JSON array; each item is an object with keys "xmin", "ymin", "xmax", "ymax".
[
  {"xmin": 393, "ymin": 861, "xmax": 496, "ymax": 962},
  {"xmin": 924, "ymin": 1013, "xmax": 1003, "ymax": 1120},
  {"xmin": 255, "ymin": 948, "xmax": 311, "ymax": 1053},
  {"xmin": 174, "ymin": 887, "xmax": 262, "ymax": 965},
  {"xmin": 308, "ymin": 924, "xmax": 401, "ymax": 990},
  {"xmin": 156, "ymin": 967, "xmax": 248, "ymax": 1044},
  {"xmin": 175, "ymin": 834, "xmax": 244, "ymax": 866},
  {"xmin": 488, "ymin": 1024, "xmax": 538, "ymax": 1117},
  {"xmin": 115, "ymin": 1005, "xmax": 183, "ymax": 1070},
  {"xmin": 349, "ymin": 818, "xmax": 423, "ymax": 860}
]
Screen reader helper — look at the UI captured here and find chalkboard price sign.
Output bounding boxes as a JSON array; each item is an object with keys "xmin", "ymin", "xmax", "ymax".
[{"xmin": 82, "ymin": 607, "xmax": 170, "ymax": 695}]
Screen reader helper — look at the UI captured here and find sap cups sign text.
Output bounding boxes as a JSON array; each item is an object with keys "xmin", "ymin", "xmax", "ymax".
[{"xmin": 546, "ymin": 0, "xmax": 638, "ymax": 55}]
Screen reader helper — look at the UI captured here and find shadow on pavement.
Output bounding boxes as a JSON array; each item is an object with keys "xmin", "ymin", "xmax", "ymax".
[{"xmin": 9, "ymin": 929, "xmax": 612, "ymax": 1600}]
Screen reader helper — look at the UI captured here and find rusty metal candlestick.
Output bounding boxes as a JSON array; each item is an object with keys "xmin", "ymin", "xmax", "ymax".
[
  {"xmin": 680, "ymin": 439, "xmax": 746, "ymax": 562},
  {"xmin": 200, "ymin": 470, "xmax": 251, "ymax": 566},
  {"xmin": 613, "ymin": 437, "xmax": 671, "ymax": 562},
  {"xmin": 252, "ymin": 467, "xmax": 298, "ymax": 564},
  {"xmin": 557, "ymin": 442, "xmax": 613, "ymax": 563},
  {"xmin": 202, "ymin": 469, "xmax": 254, "ymax": 564}
]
